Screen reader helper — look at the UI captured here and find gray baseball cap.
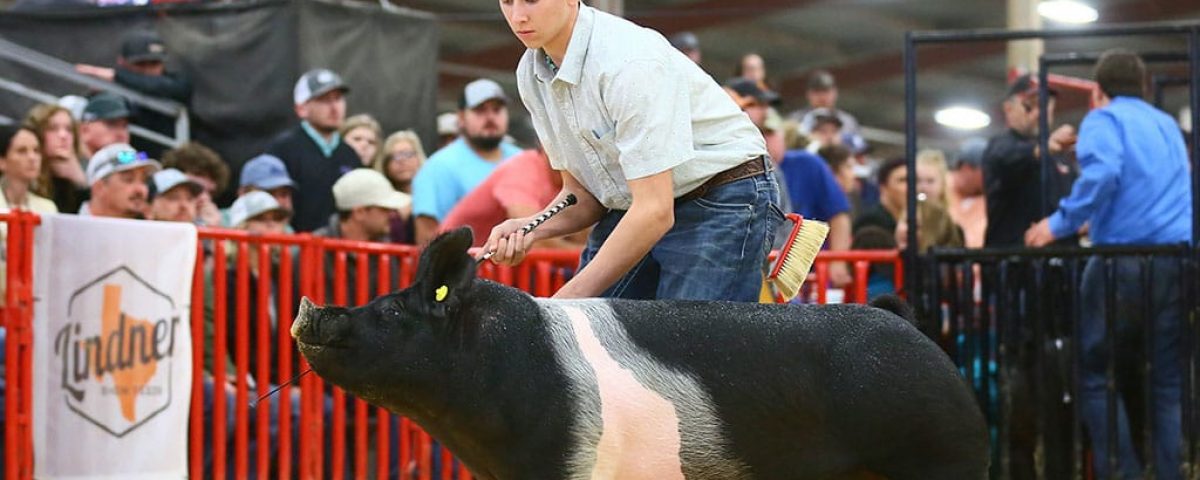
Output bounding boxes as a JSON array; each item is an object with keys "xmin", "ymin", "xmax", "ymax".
[
  {"xmin": 955, "ymin": 138, "xmax": 988, "ymax": 169},
  {"xmin": 294, "ymin": 68, "xmax": 349, "ymax": 105},
  {"xmin": 148, "ymin": 168, "xmax": 203, "ymax": 201},
  {"xmin": 459, "ymin": 79, "xmax": 508, "ymax": 110},
  {"xmin": 239, "ymin": 154, "xmax": 296, "ymax": 190},
  {"xmin": 121, "ymin": 30, "xmax": 167, "ymax": 63},
  {"xmin": 87, "ymin": 143, "xmax": 161, "ymax": 184},
  {"xmin": 228, "ymin": 190, "xmax": 291, "ymax": 227},
  {"xmin": 81, "ymin": 92, "xmax": 130, "ymax": 122}
]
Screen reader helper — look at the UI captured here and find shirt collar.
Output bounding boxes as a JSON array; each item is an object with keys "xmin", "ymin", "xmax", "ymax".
[
  {"xmin": 301, "ymin": 121, "xmax": 341, "ymax": 158},
  {"xmin": 535, "ymin": 5, "xmax": 594, "ymax": 85}
]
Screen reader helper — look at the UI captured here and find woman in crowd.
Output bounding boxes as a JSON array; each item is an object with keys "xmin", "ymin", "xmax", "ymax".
[
  {"xmin": 375, "ymin": 130, "xmax": 427, "ymax": 245},
  {"xmin": 23, "ymin": 103, "xmax": 88, "ymax": 213},
  {"xmin": 0, "ymin": 124, "xmax": 58, "ymax": 306},
  {"xmin": 916, "ymin": 148, "xmax": 950, "ymax": 207},
  {"xmin": 341, "ymin": 114, "xmax": 383, "ymax": 168},
  {"xmin": 375, "ymin": 129, "xmax": 426, "ymax": 194},
  {"xmin": 895, "ymin": 198, "xmax": 964, "ymax": 253},
  {"xmin": 0, "ymin": 124, "xmax": 57, "ymax": 215}
]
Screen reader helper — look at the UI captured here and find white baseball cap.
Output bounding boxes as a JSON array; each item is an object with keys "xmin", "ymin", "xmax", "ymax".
[
  {"xmin": 86, "ymin": 143, "xmax": 161, "ymax": 185},
  {"xmin": 228, "ymin": 191, "xmax": 291, "ymax": 227},
  {"xmin": 149, "ymin": 168, "xmax": 203, "ymax": 200},
  {"xmin": 332, "ymin": 169, "xmax": 411, "ymax": 211},
  {"xmin": 437, "ymin": 112, "xmax": 458, "ymax": 136}
]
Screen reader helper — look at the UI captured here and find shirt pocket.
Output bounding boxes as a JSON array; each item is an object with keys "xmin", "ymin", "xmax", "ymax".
[{"xmin": 579, "ymin": 126, "xmax": 630, "ymax": 206}]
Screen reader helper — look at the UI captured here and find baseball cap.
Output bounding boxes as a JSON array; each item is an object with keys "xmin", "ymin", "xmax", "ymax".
[
  {"xmin": 332, "ymin": 168, "xmax": 411, "ymax": 211},
  {"xmin": 147, "ymin": 168, "xmax": 202, "ymax": 201},
  {"xmin": 228, "ymin": 191, "xmax": 291, "ymax": 227},
  {"xmin": 1005, "ymin": 73, "xmax": 1058, "ymax": 100},
  {"xmin": 81, "ymin": 92, "xmax": 130, "ymax": 122},
  {"xmin": 58, "ymin": 95, "xmax": 88, "ymax": 121},
  {"xmin": 842, "ymin": 132, "xmax": 870, "ymax": 155},
  {"xmin": 294, "ymin": 68, "xmax": 349, "ymax": 105},
  {"xmin": 669, "ymin": 32, "xmax": 700, "ymax": 52},
  {"xmin": 724, "ymin": 77, "xmax": 780, "ymax": 106},
  {"xmin": 87, "ymin": 143, "xmax": 161, "ymax": 184},
  {"xmin": 807, "ymin": 70, "xmax": 836, "ymax": 91},
  {"xmin": 121, "ymin": 30, "xmax": 167, "ymax": 64},
  {"xmin": 239, "ymin": 154, "xmax": 297, "ymax": 190},
  {"xmin": 437, "ymin": 112, "xmax": 459, "ymax": 136},
  {"xmin": 809, "ymin": 108, "xmax": 843, "ymax": 129},
  {"xmin": 459, "ymin": 79, "xmax": 508, "ymax": 110},
  {"xmin": 954, "ymin": 138, "xmax": 988, "ymax": 169}
]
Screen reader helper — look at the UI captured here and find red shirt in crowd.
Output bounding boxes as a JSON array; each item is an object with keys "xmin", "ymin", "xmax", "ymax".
[{"xmin": 441, "ymin": 149, "xmax": 561, "ymax": 247}]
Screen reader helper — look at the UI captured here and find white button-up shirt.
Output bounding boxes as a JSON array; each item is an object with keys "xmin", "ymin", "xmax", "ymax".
[{"xmin": 516, "ymin": 5, "xmax": 766, "ymax": 211}]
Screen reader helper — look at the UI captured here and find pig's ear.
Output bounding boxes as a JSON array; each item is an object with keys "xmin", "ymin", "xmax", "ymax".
[{"xmin": 414, "ymin": 227, "xmax": 477, "ymax": 317}]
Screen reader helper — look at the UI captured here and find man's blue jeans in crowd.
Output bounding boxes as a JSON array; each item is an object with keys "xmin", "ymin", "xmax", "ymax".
[
  {"xmin": 1079, "ymin": 256, "xmax": 1183, "ymax": 480},
  {"xmin": 580, "ymin": 166, "xmax": 783, "ymax": 302}
]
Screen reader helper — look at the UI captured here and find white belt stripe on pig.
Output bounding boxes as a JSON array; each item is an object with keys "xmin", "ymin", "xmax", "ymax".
[{"xmin": 538, "ymin": 300, "xmax": 750, "ymax": 480}]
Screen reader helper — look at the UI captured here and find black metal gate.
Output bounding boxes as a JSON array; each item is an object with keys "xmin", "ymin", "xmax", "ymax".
[{"xmin": 917, "ymin": 246, "xmax": 1198, "ymax": 479}]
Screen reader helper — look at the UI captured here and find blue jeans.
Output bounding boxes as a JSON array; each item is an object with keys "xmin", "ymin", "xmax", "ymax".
[
  {"xmin": 1079, "ymin": 256, "xmax": 1183, "ymax": 480},
  {"xmin": 580, "ymin": 166, "xmax": 783, "ymax": 301}
]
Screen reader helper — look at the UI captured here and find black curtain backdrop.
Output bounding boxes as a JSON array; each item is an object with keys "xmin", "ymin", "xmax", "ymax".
[{"xmin": 0, "ymin": 0, "xmax": 439, "ymax": 204}]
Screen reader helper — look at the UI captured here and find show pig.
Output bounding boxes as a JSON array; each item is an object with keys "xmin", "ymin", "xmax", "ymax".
[{"xmin": 292, "ymin": 228, "xmax": 988, "ymax": 479}]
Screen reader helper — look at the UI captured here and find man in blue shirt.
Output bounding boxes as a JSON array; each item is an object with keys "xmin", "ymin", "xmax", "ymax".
[
  {"xmin": 776, "ymin": 115, "xmax": 852, "ymax": 286},
  {"xmin": 1026, "ymin": 49, "xmax": 1192, "ymax": 480},
  {"xmin": 411, "ymin": 79, "xmax": 522, "ymax": 244}
]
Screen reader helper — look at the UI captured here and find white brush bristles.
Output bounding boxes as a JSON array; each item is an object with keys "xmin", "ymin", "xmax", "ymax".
[{"xmin": 770, "ymin": 220, "xmax": 829, "ymax": 301}]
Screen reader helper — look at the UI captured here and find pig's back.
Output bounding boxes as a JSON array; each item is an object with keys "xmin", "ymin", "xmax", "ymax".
[{"xmin": 535, "ymin": 298, "xmax": 984, "ymax": 479}]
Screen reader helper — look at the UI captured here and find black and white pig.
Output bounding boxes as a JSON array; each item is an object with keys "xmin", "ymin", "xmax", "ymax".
[{"xmin": 291, "ymin": 229, "xmax": 988, "ymax": 479}]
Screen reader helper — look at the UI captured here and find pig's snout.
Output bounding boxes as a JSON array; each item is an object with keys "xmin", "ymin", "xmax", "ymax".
[
  {"xmin": 291, "ymin": 297, "xmax": 316, "ymax": 339},
  {"xmin": 291, "ymin": 297, "xmax": 349, "ymax": 346}
]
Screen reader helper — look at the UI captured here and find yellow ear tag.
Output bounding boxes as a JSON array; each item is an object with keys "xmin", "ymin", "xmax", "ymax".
[{"xmin": 435, "ymin": 285, "xmax": 449, "ymax": 302}]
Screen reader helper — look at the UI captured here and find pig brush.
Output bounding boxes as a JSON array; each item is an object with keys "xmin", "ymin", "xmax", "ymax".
[
  {"xmin": 767, "ymin": 213, "xmax": 829, "ymax": 302},
  {"xmin": 477, "ymin": 193, "xmax": 577, "ymax": 264}
]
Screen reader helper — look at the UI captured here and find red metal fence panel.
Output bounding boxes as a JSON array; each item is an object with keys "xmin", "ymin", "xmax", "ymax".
[{"xmin": 2, "ymin": 218, "xmax": 902, "ymax": 479}]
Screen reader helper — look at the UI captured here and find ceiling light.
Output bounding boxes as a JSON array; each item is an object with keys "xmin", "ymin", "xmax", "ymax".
[
  {"xmin": 935, "ymin": 106, "xmax": 991, "ymax": 130},
  {"xmin": 1038, "ymin": 0, "xmax": 1098, "ymax": 24}
]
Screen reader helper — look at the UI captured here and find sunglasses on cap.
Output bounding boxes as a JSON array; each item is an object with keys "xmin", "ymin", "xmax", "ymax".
[{"xmin": 106, "ymin": 150, "xmax": 150, "ymax": 169}]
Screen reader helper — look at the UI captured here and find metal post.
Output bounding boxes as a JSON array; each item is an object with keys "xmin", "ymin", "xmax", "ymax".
[
  {"xmin": 1190, "ymin": 27, "xmax": 1200, "ymax": 259},
  {"xmin": 1038, "ymin": 58, "xmax": 1053, "ymax": 217},
  {"xmin": 1188, "ymin": 24, "xmax": 1200, "ymax": 479},
  {"xmin": 903, "ymin": 32, "xmax": 920, "ymax": 298}
]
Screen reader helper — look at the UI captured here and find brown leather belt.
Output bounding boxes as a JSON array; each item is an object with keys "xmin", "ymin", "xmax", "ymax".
[{"xmin": 676, "ymin": 156, "xmax": 767, "ymax": 205}]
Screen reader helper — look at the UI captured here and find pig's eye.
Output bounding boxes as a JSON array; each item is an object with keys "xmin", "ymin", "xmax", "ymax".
[{"xmin": 382, "ymin": 305, "xmax": 404, "ymax": 320}]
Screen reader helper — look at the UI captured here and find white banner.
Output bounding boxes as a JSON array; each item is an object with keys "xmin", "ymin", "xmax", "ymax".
[{"xmin": 33, "ymin": 214, "xmax": 196, "ymax": 480}]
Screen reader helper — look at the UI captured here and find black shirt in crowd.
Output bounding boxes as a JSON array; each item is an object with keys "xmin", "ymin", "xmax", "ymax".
[
  {"xmin": 115, "ymin": 67, "xmax": 192, "ymax": 159},
  {"xmin": 853, "ymin": 203, "xmax": 898, "ymax": 236},
  {"xmin": 982, "ymin": 129, "xmax": 1077, "ymax": 247},
  {"xmin": 265, "ymin": 124, "xmax": 361, "ymax": 232}
]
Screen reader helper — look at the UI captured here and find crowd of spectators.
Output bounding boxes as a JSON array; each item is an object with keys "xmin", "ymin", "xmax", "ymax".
[{"xmin": 7, "ymin": 28, "xmax": 1169, "ymax": 298}]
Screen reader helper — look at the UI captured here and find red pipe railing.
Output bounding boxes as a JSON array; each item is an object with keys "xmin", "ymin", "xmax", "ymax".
[{"xmin": 3, "ymin": 218, "xmax": 904, "ymax": 480}]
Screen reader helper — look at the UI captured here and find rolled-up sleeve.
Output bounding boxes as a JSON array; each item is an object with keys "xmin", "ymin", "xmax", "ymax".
[{"xmin": 602, "ymin": 60, "xmax": 694, "ymax": 180}]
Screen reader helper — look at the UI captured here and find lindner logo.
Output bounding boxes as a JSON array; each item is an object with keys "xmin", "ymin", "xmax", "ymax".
[{"xmin": 53, "ymin": 266, "xmax": 183, "ymax": 437}]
